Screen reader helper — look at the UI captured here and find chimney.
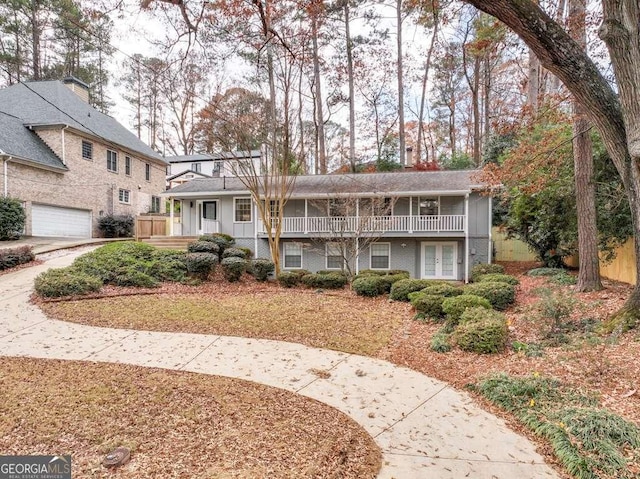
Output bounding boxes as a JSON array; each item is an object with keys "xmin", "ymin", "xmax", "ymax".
[
  {"xmin": 62, "ymin": 76, "xmax": 90, "ymax": 103},
  {"xmin": 405, "ymin": 146, "xmax": 414, "ymax": 167}
]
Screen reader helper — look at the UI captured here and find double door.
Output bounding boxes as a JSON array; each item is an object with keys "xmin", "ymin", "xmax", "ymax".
[{"xmin": 421, "ymin": 242, "xmax": 458, "ymax": 280}]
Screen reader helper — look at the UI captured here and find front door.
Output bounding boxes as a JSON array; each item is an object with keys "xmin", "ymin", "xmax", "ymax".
[
  {"xmin": 421, "ymin": 242, "xmax": 458, "ymax": 280},
  {"xmin": 196, "ymin": 200, "xmax": 218, "ymax": 235}
]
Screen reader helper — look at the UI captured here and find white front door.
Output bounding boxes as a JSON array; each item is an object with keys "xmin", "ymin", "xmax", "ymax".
[
  {"xmin": 196, "ymin": 200, "xmax": 219, "ymax": 235},
  {"xmin": 421, "ymin": 242, "xmax": 458, "ymax": 280}
]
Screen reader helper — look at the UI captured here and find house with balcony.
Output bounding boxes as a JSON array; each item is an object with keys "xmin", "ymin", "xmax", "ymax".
[
  {"xmin": 166, "ymin": 150, "xmax": 262, "ymax": 179},
  {"xmin": 161, "ymin": 170, "xmax": 492, "ymax": 281}
]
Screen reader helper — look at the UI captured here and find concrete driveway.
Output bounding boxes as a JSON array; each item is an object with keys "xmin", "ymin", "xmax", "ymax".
[{"xmin": 0, "ymin": 236, "xmax": 130, "ymax": 254}]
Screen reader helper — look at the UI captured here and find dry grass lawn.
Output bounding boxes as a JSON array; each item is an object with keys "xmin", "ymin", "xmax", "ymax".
[{"xmin": 0, "ymin": 357, "xmax": 381, "ymax": 478}]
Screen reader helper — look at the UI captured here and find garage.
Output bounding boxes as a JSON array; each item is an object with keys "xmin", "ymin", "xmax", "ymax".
[{"xmin": 31, "ymin": 204, "xmax": 92, "ymax": 238}]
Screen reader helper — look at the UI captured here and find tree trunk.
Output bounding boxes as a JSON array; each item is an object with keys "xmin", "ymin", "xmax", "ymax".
[
  {"xmin": 416, "ymin": 14, "xmax": 438, "ymax": 163},
  {"xmin": 30, "ymin": 0, "xmax": 40, "ymax": 80},
  {"xmin": 527, "ymin": 47, "xmax": 539, "ymax": 110},
  {"xmin": 472, "ymin": 55, "xmax": 481, "ymax": 166},
  {"xmin": 311, "ymin": 14, "xmax": 327, "ymax": 174},
  {"xmin": 344, "ymin": 2, "xmax": 356, "ymax": 171},
  {"xmin": 569, "ymin": 0, "xmax": 602, "ymax": 292},
  {"xmin": 463, "ymin": 0, "xmax": 640, "ymax": 322},
  {"xmin": 396, "ymin": 0, "xmax": 406, "ymax": 166}
]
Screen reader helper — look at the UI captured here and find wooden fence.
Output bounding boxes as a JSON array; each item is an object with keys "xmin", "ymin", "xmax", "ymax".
[
  {"xmin": 135, "ymin": 215, "xmax": 168, "ymax": 239},
  {"xmin": 492, "ymin": 227, "xmax": 538, "ymax": 262}
]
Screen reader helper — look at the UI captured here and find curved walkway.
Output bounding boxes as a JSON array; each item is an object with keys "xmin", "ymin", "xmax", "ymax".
[{"xmin": 0, "ymin": 249, "xmax": 560, "ymax": 479}]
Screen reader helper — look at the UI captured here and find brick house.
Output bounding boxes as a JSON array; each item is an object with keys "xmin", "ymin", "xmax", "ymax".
[
  {"xmin": 162, "ymin": 170, "xmax": 492, "ymax": 281},
  {"xmin": 0, "ymin": 77, "xmax": 167, "ymax": 237}
]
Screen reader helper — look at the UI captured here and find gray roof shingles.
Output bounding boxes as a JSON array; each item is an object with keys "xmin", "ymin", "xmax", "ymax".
[
  {"xmin": 164, "ymin": 170, "xmax": 484, "ymax": 197},
  {"xmin": 0, "ymin": 80, "xmax": 165, "ymax": 163},
  {"xmin": 0, "ymin": 111, "xmax": 67, "ymax": 170}
]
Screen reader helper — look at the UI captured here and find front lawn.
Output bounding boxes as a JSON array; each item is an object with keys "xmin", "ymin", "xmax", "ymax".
[{"xmin": 0, "ymin": 357, "xmax": 381, "ymax": 478}]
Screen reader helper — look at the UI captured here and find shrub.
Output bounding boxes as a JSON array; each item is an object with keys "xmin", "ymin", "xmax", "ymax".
[
  {"xmin": 464, "ymin": 281, "xmax": 516, "ymax": 310},
  {"xmin": 34, "ymin": 267, "xmax": 102, "ymax": 298},
  {"xmin": 97, "ymin": 214, "xmax": 134, "ymax": 238},
  {"xmin": 420, "ymin": 283, "xmax": 463, "ymax": 297},
  {"xmin": 378, "ymin": 273, "xmax": 410, "ymax": 293},
  {"xmin": 222, "ymin": 247, "xmax": 248, "ymax": 259},
  {"xmin": 221, "ymin": 256, "xmax": 247, "ymax": 282},
  {"xmin": 250, "ymin": 258, "xmax": 275, "ymax": 281},
  {"xmin": 0, "ymin": 245, "xmax": 35, "ymax": 270},
  {"xmin": 358, "ymin": 269, "xmax": 410, "ymax": 277},
  {"xmin": 185, "ymin": 252, "xmax": 218, "ymax": 280},
  {"xmin": 301, "ymin": 272, "xmax": 348, "ymax": 289},
  {"xmin": 148, "ymin": 250, "xmax": 187, "ymax": 282},
  {"xmin": 316, "ymin": 270, "xmax": 348, "ymax": 278},
  {"xmin": 412, "ymin": 294, "xmax": 446, "ymax": 320},
  {"xmin": 430, "ymin": 327, "xmax": 452, "ymax": 353},
  {"xmin": 454, "ymin": 316, "xmax": 508, "ymax": 354},
  {"xmin": 459, "ymin": 306, "xmax": 506, "ymax": 325},
  {"xmin": 528, "ymin": 267, "xmax": 565, "ymax": 277},
  {"xmin": 442, "ymin": 294, "xmax": 493, "ymax": 328},
  {"xmin": 199, "ymin": 234, "xmax": 235, "ymax": 256},
  {"xmin": 471, "ymin": 263, "xmax": 505, "ymax": 282},
  {"xmin": 277, "ymin": 270, "xmax": 309, "ymax": 288},
  {"xmin": 352, "ymin": 275, "xmax": 387, "ymax": 297},
  {"xmin": 238, "ymin": 247, "xmax": 253, "ymax": 258},
  {"xmin": 390, "ymin": 279, "xmax": 438, "ymax": 301},
  {"xmin": 0, "ymin": 197, "xmax": 25, "ymax": 240},
  {"xmin": 550, "ymin": 271, "xmax": 577, "ymax": 285},
  {"xmin": 477, "ymin": 273, "xmax": 519, "ymax": 286},
  {"xmin": 187, "ymin": 241, "xmax": 220, "ymax": 254},
  {"xmin": 111, "ymin": 268, "xmax": 159, "ymax": 288}
]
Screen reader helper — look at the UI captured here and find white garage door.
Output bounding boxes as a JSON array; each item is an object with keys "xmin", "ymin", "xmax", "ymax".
[{"xmin": 32, "ymin": 204, "xmax": 92, "ymax": 238}]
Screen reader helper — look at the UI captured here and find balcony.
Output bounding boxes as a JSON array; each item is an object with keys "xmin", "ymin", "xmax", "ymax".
[{"xmin": 258, "ymin": 215, "xmax": 466, "ymax": 235}]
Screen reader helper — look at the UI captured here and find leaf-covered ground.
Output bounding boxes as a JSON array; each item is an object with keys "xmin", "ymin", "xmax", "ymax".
[{"xmin": 0, "ymin": 358, "xmax": 381, "ymax": 478}]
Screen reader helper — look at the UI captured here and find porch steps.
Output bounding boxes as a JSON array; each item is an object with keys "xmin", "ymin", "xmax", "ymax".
[{"xmin": 140, "ymin": 236, "xmax": 197, "ymax": 250}]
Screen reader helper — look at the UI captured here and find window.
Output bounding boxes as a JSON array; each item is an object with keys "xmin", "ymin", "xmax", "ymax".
[
  {"xmin": 107, "ymin": 150, "xmax": 118, "ymax": 172},
  {"xmin": 82, "ymin": 140, "xmax": 93, "ymax": 160},
  {"xmin": 326, "ymin": 243, "xmax": 344, "ymax": 270},
  {"xmin": 145, "ymin": 163, "xmax": 151, "ymax": 181},
  {"xmin": 234, "ymin": 198, "xmax": 252, "ymax": 222},
  {"xmin": 118, "ymin": 188, "xmax": 130, "ymax": 204},
  {"xmin": 124, "ymin": 156, "xmax": 131, "ymax": 176},
  {"xmin": 191, "ymin": 162, "xmax": 201, "ymax": 172},
  {"xmin": 370, "ymin": 243, "xmax": 390, "ymax": 270},
  {"xmin": 203, "ymin": 201, "xmax": 217, "ymax": 220},
  {"xmin": 419, "ymin": 197, "xmax": 439, "ymax": 216},
  {"xmin": 151, "ymin": 196, "xmax": 161, "ymax": 213},
  {"xmin": 212, "ymin": 161, "xmax": 222, "ymax": 174},
  {"xmin": 284, "ymin": 242, "xmax": 302, "ymax": 269}
]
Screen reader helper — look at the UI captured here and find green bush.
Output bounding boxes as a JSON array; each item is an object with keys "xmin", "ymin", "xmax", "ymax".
[
  {"xmin": 459, "ymin": 306, "xmax": 506, "ymax": 325},
  {"xmin": 412, "ymin": 294, "xmax": 446, "ymax": 320},
  {"xmin": 358, "ymin": 269, "xmax": 410, "ymax": 277},
  {"xmin": 352, "ymin": 275, "xmax": 387, "ymax": 297},
  {"xmin": 430, "ymin": 327, "xmax": 452, "ymax": 353},
  {"xmin": 454, "ymin": 316, "xmax": 508, "ymax": 354},
  {"xmin": 221, "ymin": 256, "xmax": 247, "ymax": 282},
  {"xmin": 111, "ymin": 268, "xmax": 159, "ymax": 288},
  {"xmin": 464, "ymin": 281, "xmax": 516, "ymax": 310},
  {"xmin": 185, "ymin": 252, "xmax": 218, "ymax": 280},
  {"xmin": 97, "ymin": 214, "xmax": 134, "ymax": 238},
  {"xmin": 222, "ymin": 247, "xmax": 248, "ymax": 259},
  {"xmin": 471, "ymin": 263, "xmax": 505, "ymax": 282},
  {"xmin": 550, "ymin": 271, "xmax": 577, "ymax": 285},
  {"xmin": 0, "ymin": 245, "xmax": 35, "ymax": 270},
  {"xmin": 250, "ymin": 258, "xmax": 275, "ymax": 281},
  {"xmin": 301, "ymin": 272, "xmax": 348, "ymax": 289},
  {"xmin": 390, "ymin": 279, "xmax": 439, "ymax": 301},
  {"xmin": 187, "ymin": 241, "xmax": 220, "ymax": 254},
  {"xmin": 238, "ymin": 247, "xmax": 253, "ymax": 258},
  {"xmin": 277, "ymin": 270, "xmax": 310, "ymax": 288},
  {"xmin": 477, "ymin": 273, "xmax": 520, "ymax": 286},
  {"xmin": 0, "ymin": 197, "xmax": 25, "ymax": 240},
  {"xmin": 442, "ymin": 294, "xmax": 493, "ymax": 327},
  {"xmin": 528, "ymin": 267, "xmax": 565, "ymax": 277},
  {"xmin": 147, "ymin": 250, "xmax": 187, "ymax": 282},
  {"xmin": 199, "ymin": 234, "xmax": 235, "ymax": 257},
  {"xmin": 420, "ymin": 283, "xmax": 463, "ymax": 297},
  {"xmin": 316, "ymin": 270, "xmax": 348, "ymax": 279},
  {"xmin": 34, "ymin": 267, "xmax": 102, "ymax": 298}
]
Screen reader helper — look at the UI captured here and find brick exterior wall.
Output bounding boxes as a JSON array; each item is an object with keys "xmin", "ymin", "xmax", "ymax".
[{"xmin": 0, "ymin": 127, "xmax": 165, "ymax": 236}]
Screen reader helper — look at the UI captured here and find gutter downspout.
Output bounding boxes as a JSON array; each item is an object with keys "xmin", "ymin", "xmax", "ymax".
[
  {"xmin": 464, "ymin": 193, "xmax": 470, "ymax": 284},
  {"xmin": 61, "ymin": 126, "xmax": 69, "ymax": 165},
  {"xmin": 169, "ymin": 197, "xmax": 174, "ymax": 237},
  {"xmin": 3, "ymin": 157, "xmax": 9, "ymax": 198}
]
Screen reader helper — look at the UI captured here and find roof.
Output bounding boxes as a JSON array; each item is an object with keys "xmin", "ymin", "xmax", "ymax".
[
  {"xmin": 166, "ymin": 169, "xmax": 212, "ymax": 181},
  {"xmin": 166, "ymin": 150, "xmax": 261, "ymax": 163},
  {"xmin": 0, "ymin": 111, "xmax": 67, "ymax": 171},
  {"xmin": 163, "ymin": 170, "xmax": 484, "ymax": 198},
  {"xmin": 0, "ymin": 81, "xmax": 165, "ymax": 164}
]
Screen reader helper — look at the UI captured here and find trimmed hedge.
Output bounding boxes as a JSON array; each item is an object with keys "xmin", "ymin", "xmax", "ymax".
[
  {"xmin": 352, "ymin": 275, "xmax": 387, "ymax": 297},
  {"xmin": 237, "ymin": 247, "xmax": 253, "ymax": 258},
  {"xmin": 187, "ymin": 241, "xmax": 220, "ymax": 254},
  {"xmin": 199, "ymin": 234, "xmax": 235, "ymax": 257},
  {"xmin": 0, "ymin": 197, "xmax": 25, "ymax": 240},
  {"xmin": 430, "ymin": 327, "xmax": 452, "ymax": 353},
  {"xmin": 0, "ymin": 245, "xmax": 35, "ymax": 271},
  {"xmin": 277, "ymin": 270, "xmax": 310, "ymax": 288},
  {"xmin": 419, "ymin": 283, "xmax": 463, "ymax": 298},
  {"xmin": 412, "ymin": 294, "xmax": 446, "ymax": 320},
  {"xmin": 442, "ymin": 294, "xmax": 492, "ymax": 328},
  {"xmin": 358, "ymin": 269, "xmax": 410, "ymax": 277},
  {"xmin": 301, "ymin": 272, "xmax": 348, "ymax": 289},
  {"xmin": 528, "ymin": 267, "xmax": 565, "ymax": 277},
  {"xmin": 477, "ymin": 273, "xmax": 519, "ymax": 286},
  {"xmin": 390, "ymin": 279, "xmax": 440, "ymax": 302},
  {"xmin": 185, "ymin": 253, "xmax": 218, "ymax": 280},
  {"xmin": 459, "ymin": 306, "xmax": 506, "ymax": 325},
  {"xmin": 454, "ymin": 314, "xmax": 508, "ymax": 354},
  {"xmin": 220, "ymin": 256, "xmax": 247, "ymax": 282},
  {"xmin": 250, "ymin": 258, "xmax": 275, "ymax": 281},
  {"xmin": 471, "ymin": 263, "xmax": 505, "ymax": 282},
  {"xmin": 464, "ymin": 281, "xmax": 516, "ymax": 310},
  {"xmin": 34, "ymin": 267, "xmax": 102, "ymax": 298},
  {"xmin": 97, "ymin": 214, "xmax": 134, "ymax": 238},
  {"xmin": 222, "ymin": 247, "xmax": 248, "ymax": 259}
]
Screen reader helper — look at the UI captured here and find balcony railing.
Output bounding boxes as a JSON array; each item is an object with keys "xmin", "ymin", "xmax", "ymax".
[{"xmin": 259, "ymin": 215, "xmax": 465, "ymax": 235}]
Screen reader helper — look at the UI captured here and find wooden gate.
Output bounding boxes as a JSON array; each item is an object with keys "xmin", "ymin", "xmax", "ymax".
[{"xmin": 135, "ymin": 215, "xmax": 168, "ymax": 239}]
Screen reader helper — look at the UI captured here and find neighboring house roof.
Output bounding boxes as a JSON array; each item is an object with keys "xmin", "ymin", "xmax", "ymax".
[
  {"xmin": 162, "ymin": 170, "xmax": 485, "ymax": 198},
  {"xmin": 166, "ymin": 150, "xmax": 261, "ymax": 163},
  {"xmin": 0, "ymin": 111, "xmax": 67, "ymax": 171},
  {"xmin": 166, "ymin": 169, "xmax": 212, "ymax": 181},
  {"xmin": 0, "ymin": 80, "xmax": 165, "ymax": 164}
]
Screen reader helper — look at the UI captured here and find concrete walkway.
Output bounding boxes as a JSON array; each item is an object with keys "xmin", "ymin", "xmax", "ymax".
[
  {"xmin": 0, "ymin": 249, "xmax": 560, "ymax": 479},
  {"xmin": 0, "ymin": 236, "xmax": 130, "ymax": 254}
]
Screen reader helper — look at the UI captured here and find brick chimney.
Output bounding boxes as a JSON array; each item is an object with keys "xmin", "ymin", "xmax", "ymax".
[{"xmin": 62, "ymin": 76, "xmax": 90, "ymax": 103}]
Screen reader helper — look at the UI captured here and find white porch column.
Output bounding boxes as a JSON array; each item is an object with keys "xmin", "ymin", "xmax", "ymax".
[
  {"xmin": 409, "ymin": 196, "xmax": 413, "ymax": 233},
  {"xmin": 169, "ymin": 197, "xmax": 174, "ymax": 237},
  {"xmin": 464, "ymin": 193, "xmax": 470, "ymax": 283},
  {"xmin": 304, "ymin": 199, "xmax": 308, "ymax": 234}
]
